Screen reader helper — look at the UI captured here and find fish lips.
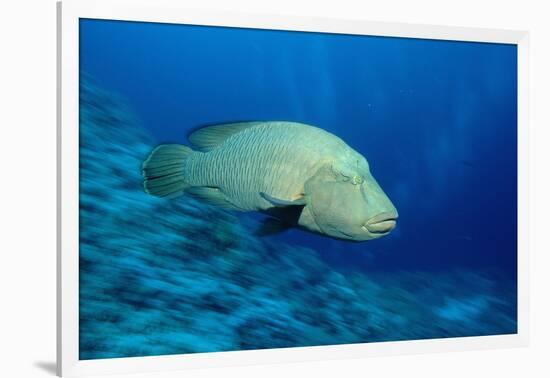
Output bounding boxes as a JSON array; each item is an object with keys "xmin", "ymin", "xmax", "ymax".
[{"xmin": 363, "ymin": 212, "xmax": 398, "ymax": 234}]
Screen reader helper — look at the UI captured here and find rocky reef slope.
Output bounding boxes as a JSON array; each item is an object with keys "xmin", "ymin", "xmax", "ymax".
[{"xmin": 78, "ymin": 79, "xmax": 516, "ymax": 359}]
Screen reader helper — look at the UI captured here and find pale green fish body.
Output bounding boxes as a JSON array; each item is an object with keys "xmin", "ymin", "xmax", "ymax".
[
  {"xmin": 142, "ymin": 121, "xmax": 398, "ymax": 241},
  {"xmin": 184, "ymin": 122, "xmax": 354, "ymax": 211}
]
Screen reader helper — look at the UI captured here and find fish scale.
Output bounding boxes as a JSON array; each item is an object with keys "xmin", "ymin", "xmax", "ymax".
[{"xmin": 185, "ymin": 124, "xmax": 327, "ymax": 210}]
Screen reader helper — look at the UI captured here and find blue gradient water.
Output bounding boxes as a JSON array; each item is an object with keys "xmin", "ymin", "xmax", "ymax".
[{"xmin": 78, "ymin": 19, "xmax": 517, "ymax": 359}]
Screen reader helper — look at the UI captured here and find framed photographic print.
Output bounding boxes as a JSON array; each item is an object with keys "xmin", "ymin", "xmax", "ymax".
[{"xmin": 57, "ymin": 0, "xmax": 529, "ymax": 376}]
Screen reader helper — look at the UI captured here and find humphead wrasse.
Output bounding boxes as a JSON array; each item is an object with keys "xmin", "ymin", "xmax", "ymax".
[{"xmin": 142, "ymin": 121, "xmax": 398, "ymax": 241}]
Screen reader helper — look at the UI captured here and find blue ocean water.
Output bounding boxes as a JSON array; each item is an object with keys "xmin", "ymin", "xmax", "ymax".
[{"xmin": 78, "ymin": 19, "xmax": 517, "ymax": 359}]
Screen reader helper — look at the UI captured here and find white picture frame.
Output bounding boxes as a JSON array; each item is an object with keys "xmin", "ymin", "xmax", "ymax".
[{"xmin": 57, "ymin": 0, "xmax": 530, "ymax": 376}]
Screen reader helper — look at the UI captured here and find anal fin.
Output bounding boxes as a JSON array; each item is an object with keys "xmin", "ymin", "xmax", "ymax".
[{"xmin": 186, "ymin": 187, "xmax": 239, "ymax": 210}]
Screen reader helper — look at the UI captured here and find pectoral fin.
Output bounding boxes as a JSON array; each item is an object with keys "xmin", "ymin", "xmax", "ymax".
[
  {"xmin": 256, "ymin": 197, "xmax": 306, "ymax": 236},
  {"xmin": 260, "ymin": 192, "xmax": 306, "ymax": 207}
]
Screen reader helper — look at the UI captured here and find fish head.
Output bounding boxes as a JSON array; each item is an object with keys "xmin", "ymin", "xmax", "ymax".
[{"xmin": 299, "ymin": 161, "xmax": 398, "ymax": 241}]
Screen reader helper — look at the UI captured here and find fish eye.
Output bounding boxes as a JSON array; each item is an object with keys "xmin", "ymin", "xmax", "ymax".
[
  {"xmin": 335, "ymin": 171, "xmax": 363, "ymax": 185},
  {"xmin": 331, "ymin": 163, "xmax": 364, "ymax": 185},
  {"xmin": 352, "ymin": 175, "xmax": 363, "ymax": 185}
]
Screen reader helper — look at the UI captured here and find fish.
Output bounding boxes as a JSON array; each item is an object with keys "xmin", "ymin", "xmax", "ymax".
[{"xmin": 142, "ymin": 121, "xmax": 398, "ymax": 241}]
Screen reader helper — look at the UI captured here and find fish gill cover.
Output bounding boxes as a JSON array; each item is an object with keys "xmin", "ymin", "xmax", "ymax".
[{"xmin": 79, "ymin": 78, "xmax": 516, "ymax": 359}]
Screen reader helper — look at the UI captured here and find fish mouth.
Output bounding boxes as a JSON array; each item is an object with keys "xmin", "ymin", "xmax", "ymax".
[{"xmin": 363, "ymin": 212, "xmax": 398, "ymax": 234}]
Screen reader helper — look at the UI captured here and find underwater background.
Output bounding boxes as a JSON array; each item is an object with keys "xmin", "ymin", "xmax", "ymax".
[{"xmin": 78, "ymin": 19, "xmax": 517, "ymax": 359}]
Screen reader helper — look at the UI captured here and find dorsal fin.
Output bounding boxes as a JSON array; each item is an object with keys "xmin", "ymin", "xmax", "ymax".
[{"xmin": 187, "ymin": 122, "xmax": 263, "ymax": 151}]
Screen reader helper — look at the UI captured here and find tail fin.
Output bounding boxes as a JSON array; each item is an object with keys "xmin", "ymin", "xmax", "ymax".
[{"xmin": 142, "ymin": 144, "xmax": 193, "ymax": 198}]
